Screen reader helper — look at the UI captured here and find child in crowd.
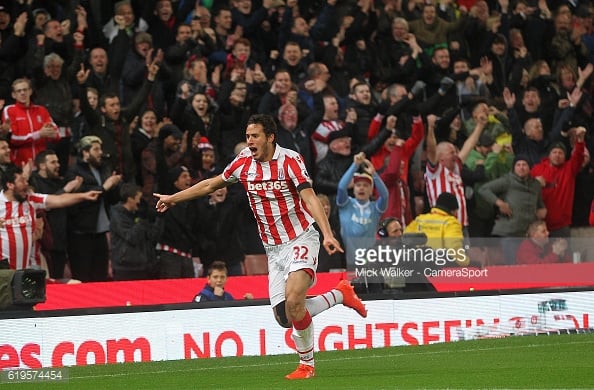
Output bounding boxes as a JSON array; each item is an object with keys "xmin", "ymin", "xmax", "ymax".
[{"xmin": 192, "ymin": 261, "xmax": 253, "ymax": 302}]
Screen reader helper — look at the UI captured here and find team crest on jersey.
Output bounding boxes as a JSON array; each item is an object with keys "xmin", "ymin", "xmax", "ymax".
[
  {"xmin": 37, "ymin": 115, "xmax": 42, "ymax": 123},
  {"xmin": 277, "ymin": 168, "xmax": 285, "ymax": 180}
]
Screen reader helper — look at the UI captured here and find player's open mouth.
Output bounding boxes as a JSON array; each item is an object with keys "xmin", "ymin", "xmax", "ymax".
[{"xmin": 249, "ymin": 147, "xmax": 257, "ymax": 154}]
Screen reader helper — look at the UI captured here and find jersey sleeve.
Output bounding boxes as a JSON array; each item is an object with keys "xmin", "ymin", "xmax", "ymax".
[
  {"xmin": 28, "ymin": 193, "xmax": 48, "ymax": 210},
  {"xmin": 222, "ymin": 149, "xmax": 250, "ymax": 183},
  {"xmin": 286, "ymin": 151, "xmax": 311, "ymax": 188}
]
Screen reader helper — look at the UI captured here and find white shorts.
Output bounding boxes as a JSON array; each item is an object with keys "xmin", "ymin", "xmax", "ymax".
[{"xmin": 265, "ymin": 226, "xmax": 320, "ymax": 307}]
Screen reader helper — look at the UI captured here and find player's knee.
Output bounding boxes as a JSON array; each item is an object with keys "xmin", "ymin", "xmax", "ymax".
[
  {"xmin": 284, "ymin": 293, "xmax": 305, "ymax": 316},
  {"xmin": 273, "ymin": 302, "xmax": 291, "ymax": 328}
]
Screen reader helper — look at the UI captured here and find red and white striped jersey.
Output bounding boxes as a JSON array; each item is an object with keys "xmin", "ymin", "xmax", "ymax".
[
  {"xmin": 424, "ymin": 159, "xmax": 468, "ymax": 227},
  {"xmin": 0, "ymin": 191, "xmax": 47, "ymax": 270},
  {"xmin": 311, "ymin": 119, "xmax": 344, "ymax": 163},
  {"xmin": 222, "ymin": 145, "xmax": 314, "ymax": 245}
]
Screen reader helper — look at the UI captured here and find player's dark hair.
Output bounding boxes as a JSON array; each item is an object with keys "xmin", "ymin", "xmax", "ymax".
[{"xmin": 247, "ymin": 114, "xmax": 277, "ymax": 141}]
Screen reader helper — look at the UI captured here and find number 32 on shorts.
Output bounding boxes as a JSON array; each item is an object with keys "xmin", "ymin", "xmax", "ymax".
[{"xmin": 292, "ymin": 245, "xmax": 316, "ymax": 265}]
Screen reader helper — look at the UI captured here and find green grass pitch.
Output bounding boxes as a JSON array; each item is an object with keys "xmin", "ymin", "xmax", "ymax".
[{"xmin": 4, "ymin": 332, "xmax": 593, "ymax": 389}]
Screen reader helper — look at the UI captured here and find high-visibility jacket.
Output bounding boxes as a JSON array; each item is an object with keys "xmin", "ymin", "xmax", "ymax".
[{"xmin": 404, "ymin": 207, "xmax": 469, "ymax": 266}]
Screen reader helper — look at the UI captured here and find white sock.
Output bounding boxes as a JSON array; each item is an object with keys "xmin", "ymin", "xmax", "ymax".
[
  {"xmin": 305, "ymin": 289, "xmax": 343, "ymax": 316},
  {"xmin": 292, "ymin": 312, "xmax": 314, "ymax": 366}
]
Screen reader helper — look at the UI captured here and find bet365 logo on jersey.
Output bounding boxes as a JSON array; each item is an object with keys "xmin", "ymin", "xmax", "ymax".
[{"xmin": 247, "ymin": 181, "xmax": 288, "ymax": 191}]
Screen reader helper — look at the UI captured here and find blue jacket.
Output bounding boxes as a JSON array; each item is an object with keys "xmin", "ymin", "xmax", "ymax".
[{"xmin": 193, "ymin": 285, "xmax": 234, "ymax": 303}]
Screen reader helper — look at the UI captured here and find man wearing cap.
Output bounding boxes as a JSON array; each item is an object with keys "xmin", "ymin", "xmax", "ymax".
[
  {"xmin": 479, "ymin": 154, "xmax": 547, "ymax": 264},
  {"xmin": 121, "ymin": 31, "xmax": 166, "ymax": 112},
  {"xmin": 337, "ymin": 152, "xmax": 389, "ymax": 265},
  {"xmin": 311, "ymin": 94, "xmax": 356, "ymax": 164},
  {"xmin": 65, "ymin": 135, "xmax": 122, "ymax": 282},
  {"xmin": 531, "ymin": 127, "xmax": 586, "ymax": 237},
  {"xmin": 404, "ymin": 192, "xmax": 469, "ymax": 266},
  {"xmin": 315, "ymin": 124, "xmax": 391, "ymax": 199},
  {"xmin": 31, "ymin": 8, "xmax": 51, "ymax": 32}
]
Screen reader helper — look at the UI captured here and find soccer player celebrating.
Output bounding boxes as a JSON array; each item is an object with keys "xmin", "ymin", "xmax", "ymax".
[{"xmin": 155, "ymin": 114, "xmax": 367, "ymax": 380}]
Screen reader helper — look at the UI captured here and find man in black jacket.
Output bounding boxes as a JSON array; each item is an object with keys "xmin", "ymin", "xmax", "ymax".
[
  {"xmin": 196, "ymin": 186, "xmax": 245, "ymax": 276},
  {"xmin": 65, "ymin": 136, "xmax": 122, "ymax": 282},
  {"xmin": 156, "ymin": 165, "xmax": 200, "ymax": 278},
  {"xmin": 111, "ymin": 183, "xmax": 164, "ymax": 280},
  {"xmin": 29, "ymin": 150, "xmax": 83, "ymax": 279},
  {"xmin": 314, "ymin": 127, "xmax": 391, "ymax": 198}
]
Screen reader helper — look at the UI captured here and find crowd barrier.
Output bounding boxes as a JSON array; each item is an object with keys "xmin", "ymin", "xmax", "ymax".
[{"xmin": 35, "ymin": 262, "xmax": 594, "ymax": 311}]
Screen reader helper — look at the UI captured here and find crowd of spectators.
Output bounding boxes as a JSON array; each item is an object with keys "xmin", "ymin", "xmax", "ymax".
[{"xmin": 0, "ymin": 0, "xmax": 593, "ymax": 283}]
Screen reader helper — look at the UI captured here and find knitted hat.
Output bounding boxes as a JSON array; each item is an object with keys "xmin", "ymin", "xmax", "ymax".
[
  {"xmin": 197, "ymin": 136, "xmax": 213, "ymax": 151},
  {"xmin": 435, "ymin": 192, "xmax": 459, "ymax": 214},
  {"xmin": 549, "ymin": 141, "xmax": 567, "ymax": 155},
  {"xmin": 513, "ymin": 154, "xmax": 532, "ymax": 168},
  {"xmin": 167, "ymin": 165, "xmax": 188, "ymax": 185},
  {"xmin": 327, "ymin": 129, "xmax": 351, "ymax": 143}
]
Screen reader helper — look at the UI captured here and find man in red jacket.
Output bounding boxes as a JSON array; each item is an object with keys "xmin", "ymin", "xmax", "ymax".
[
  {"xmin": 3, "ymin": 78, "xmax": 59, "ymax": 167},
  {"xmin": 531, "ymin": 126, "xmax": 586, "ymax": 237},
  {"xmin": 516, "ymin": 220, "xmax": 570, "ymax": 264},
  {"xmin": 374, "ymin": 115, "xmax": 424, "ymax": 225}
]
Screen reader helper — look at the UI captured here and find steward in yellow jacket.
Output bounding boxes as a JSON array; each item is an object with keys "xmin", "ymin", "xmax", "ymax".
[{"xmin": 404, "ymin": 192, "xmax": 469, "ymax": 266}]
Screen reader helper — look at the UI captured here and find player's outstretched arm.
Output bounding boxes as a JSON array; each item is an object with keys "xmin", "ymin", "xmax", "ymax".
[{"xmin": 154, "ymin": 174, "xmax": 228, "ymax": 212}]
